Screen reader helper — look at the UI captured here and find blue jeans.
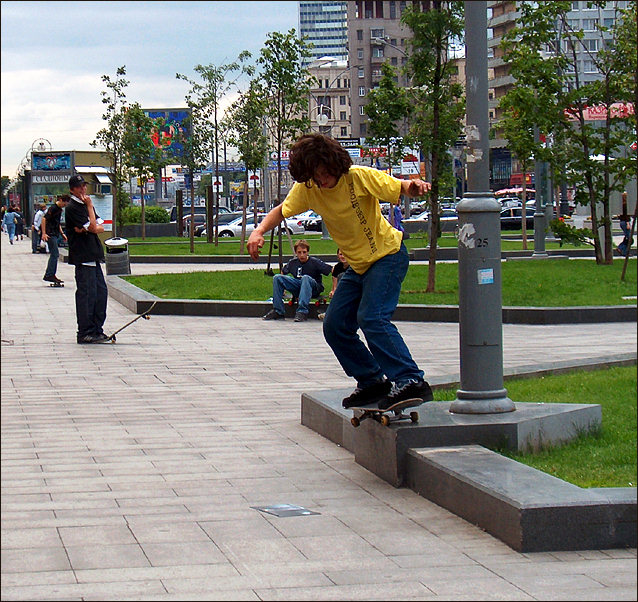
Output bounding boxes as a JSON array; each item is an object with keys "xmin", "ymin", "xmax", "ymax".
[
  {"xmin": 323, "ymin": 244, "xmax": 424, "ymax": 388},
  {"xmin": 272, "ymin": 274, "xmax": 321, "ymax": 315},
  {"xmin": 5, "ymin": 223, "xmax": 15, "ymax": 242},
  {"xmin": 74, "ymin": 263, "xmax": 108, "ymax": 338},
  {"xmin": 44, "ymin": 235, "xmax": 60, "ymax": 278}
]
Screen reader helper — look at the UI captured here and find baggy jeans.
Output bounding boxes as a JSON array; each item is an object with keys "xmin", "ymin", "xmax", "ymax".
[
  {"xmin": 322, "ymin": 243, "xmax": 424, "ymax": 388},
  {"xmin": 272, "ymin": 274, "xmax": 322, "ymax": 315},
  {"xmin": 74, "ymin": 263, "xmax": 108, "ymax": 338}
]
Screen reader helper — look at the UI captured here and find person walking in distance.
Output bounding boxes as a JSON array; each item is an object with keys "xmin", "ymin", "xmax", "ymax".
[
  {"xmin": 41, "ymin": 195, "xmax": 69, "ymax": 285},
  {"xmin": 64, "ymin": 176, "xmax": 109, "ymax": 344},
  {"xmin": 248, "ymin": 134, "xmax": 433, "ymax": 410},
  {"xmin": 32, "ymin": 203, "xmax": 46, "ymax": 253}
]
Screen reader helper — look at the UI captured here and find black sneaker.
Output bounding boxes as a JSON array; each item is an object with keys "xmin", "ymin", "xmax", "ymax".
[
  {"xmin": 263, "ymin": 309, "xmax": 285, "ymax": 321},
  {"xmin": 77, "ymin": 334, "xmax": 110, "ymax": 344},
  {"xmin": 342, "ymin": 379, "xmax": 392, "ymax": 409},
  {"xmin": 294, "ymin": 312, "xmax": 308, "ymax": 322},
  {"xmin": 43, "ymin": 275, "xmax": 56, "ymax": 283},
  {"xmin": 53, "ymin": 275, "xmax": 64, "ymax": 283},
  {"xmin": 378, "ymin": 380, "xmax": 434, "ymax": 411}
]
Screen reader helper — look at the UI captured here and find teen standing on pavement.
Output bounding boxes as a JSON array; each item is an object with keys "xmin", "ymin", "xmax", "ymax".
[
  {"xmin": 65, "ymin": 175, "xmax": 109, "ymax": 344},
  {"xmin": 248, "ymin": 134, "xmax": 433, "ymax": 410},
  {"xmin": 41, "ymin": 195, "xmax": 69, "ymax": 284}
]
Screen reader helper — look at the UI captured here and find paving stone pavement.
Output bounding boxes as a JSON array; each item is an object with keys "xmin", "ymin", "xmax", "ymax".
[{"xmin": 1, "ymin": 232, "xmax": 636, "ymax": 601}]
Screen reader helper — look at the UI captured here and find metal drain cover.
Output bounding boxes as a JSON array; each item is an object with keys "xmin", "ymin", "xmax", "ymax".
[{"xmin": 251, "ymin": 504, "xmax": 320, "ymax": 517}]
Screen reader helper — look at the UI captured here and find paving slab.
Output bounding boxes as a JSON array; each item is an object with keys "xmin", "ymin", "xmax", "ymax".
[{"xmin": 1, "ymin": 233, "xmax": 636, "ymax": 601}]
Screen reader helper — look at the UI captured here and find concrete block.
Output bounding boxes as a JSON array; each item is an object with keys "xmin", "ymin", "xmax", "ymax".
[{"xmin": 405, "ymin": 445, "xmax": 637, "ymax": 552}]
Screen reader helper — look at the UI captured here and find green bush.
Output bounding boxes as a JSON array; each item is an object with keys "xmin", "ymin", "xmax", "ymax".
[{"xmin": 121, "ymin": 205, "xmax": 170, "ymax": 225}]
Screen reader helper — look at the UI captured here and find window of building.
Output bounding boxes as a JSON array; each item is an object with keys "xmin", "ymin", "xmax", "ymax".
[
  {"xmin": 583, "ymin": 59, "xmax": 597, "ymax": 73},
  {"xmin": 340, "ymin": 111, "xmax": 347, "ymax": 120},
  {"xmin": 603, "ymin": 17, "xmax": 614, "ymax": 28},
  {"xmin": 357, "ymin": 48, "xmax": 364, "ymax": 59},
  {"xmin": 372, "ymin": 47, "xmax": 384, "ymax": 58},
  {"xmin": 365, "ymin": 1, "xmax": 373, "ymax": 18},
  {"xmin": 357, "ymin": 29, "xmax": 363, "ymax": 41},
  {"xmin": 583, "ymin": 38, "xmax": 598, "ymax": 51},
  {"xmin": 340, "ymin": 95, "xmax": 347, "ymax": 105},
  {"xmin": 375, "ymin": 1, "xmax": 383, "ymax": 18},
  {"xmin": 390, "ymin": 1, "xmax": 396, "ymax": 19},
  {"xmin": 341, "ymin": 126, "xmax": 348, "ymax": 137},
  {"xmin": 359, "ymin": 86, "xmax": 366, "ymax": 96},
  {"xmin": 391, "ymin": 57, "xmax": 398, "ymax": 65},
  {"xmin": 571, "ymin": 1, "xmax": 579, "ymax": 9},
  {"xmin": 360, "ymin": 123, "xmax": 367, "ymax": 136},
  {"xmin": 371, "ymin": 28, "xmax": 384, "ymax": 39},
  {"xmin": 582, "ymin": 18, "xmax": 597, "ymax": 31},
  {"xmin": 358, "ymin": 67, "xmax": 365, "ymax": 78},
  {"xmin": 359, "ymin": 105, "xmax": 366, "ymax": 115}
]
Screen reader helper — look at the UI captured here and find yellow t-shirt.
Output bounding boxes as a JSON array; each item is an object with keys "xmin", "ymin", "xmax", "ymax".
[{"xmin": 281, "ymin": 165, "xmax": 403, "ymax": 274}]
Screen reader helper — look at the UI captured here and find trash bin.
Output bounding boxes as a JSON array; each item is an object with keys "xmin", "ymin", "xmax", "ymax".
[{"xmin": 104, "ymin": 237, "xmax": 130, "ymax": 275}]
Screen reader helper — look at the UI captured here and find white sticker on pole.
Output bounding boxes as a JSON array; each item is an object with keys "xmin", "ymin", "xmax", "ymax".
[{"xmin": 477, "ymin": 268, "xmax": 494, "ymax": 285}]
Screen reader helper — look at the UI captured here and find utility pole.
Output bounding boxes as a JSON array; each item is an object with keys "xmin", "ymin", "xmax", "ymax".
[{"xmin": 450, "ymin": 1, "xmax": 515, "ymax": 415}]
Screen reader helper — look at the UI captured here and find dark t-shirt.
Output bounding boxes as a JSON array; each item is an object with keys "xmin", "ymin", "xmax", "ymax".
[
  {"xmin": 64, "ymin": 199, "xmax": 105, "ymax": 265},
  {"xmin": 282, "ymin": 256, "xmax": 332, "ymax": 292},
  {"xmin": 332, "ymin": 261, "xmax": 348, "ymax": 281},
  {"xmin": 43, "ymin": 203, "xmax": 63, "ymax": 236}
]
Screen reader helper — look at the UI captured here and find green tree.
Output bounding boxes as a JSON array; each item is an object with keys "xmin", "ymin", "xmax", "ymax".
[
  {"xmin": 92, "ymin": 66, "xmax": 129, "ymax": 234},
  {"xmin": 257, "ymin": 29, "xmax": 313, "ymax": 269},
  {"xmin": 122, "ymin": 104, "xmax": 164, "ymax": 240},
  {"xmin": 364, "ymin": 61, "xmax": 409, "ymax": 219},
  {"xmin": 502, "ymin": 1, "xmax": 636, "ymax": 264},
  {"xmin": 223, "ymin": 80, "xmax": 268, "ymax": 253},
  {"xmin": 401, "ymin": 0, "xmax": 465, "ymax": 293},
  {"xmin": 177, "ymin": 56, "xmax": 250, "ymax": 245},
  {"xmin": 1, "ymin": 176, "xmax": 11, "ymax": 204}
]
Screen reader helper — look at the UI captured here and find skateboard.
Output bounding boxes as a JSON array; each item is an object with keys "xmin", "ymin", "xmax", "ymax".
[
  {"xmin": 48, "ymin": 282, "xmax": 64, "ymax": 287},
  {"xmin": 107, "ymin": 301, "xmax": 157, "ymax": 343},
  {"xmin": 350, "ymin": 398, "xmax": 424, "ymax": 428}
]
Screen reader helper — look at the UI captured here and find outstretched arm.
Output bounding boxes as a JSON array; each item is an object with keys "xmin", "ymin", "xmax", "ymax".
[
  {"xmin": 401, "ymin": 178, "xmax": 429, "ymax": 198},
  {"xmin": 247, "ymin": 204, "xmax": 285, "ymax": 260}
]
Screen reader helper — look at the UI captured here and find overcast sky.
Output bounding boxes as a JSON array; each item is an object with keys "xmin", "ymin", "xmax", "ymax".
[{"xmin": 1, "ymin": 1, "xmax": 299, "ymax": 178}]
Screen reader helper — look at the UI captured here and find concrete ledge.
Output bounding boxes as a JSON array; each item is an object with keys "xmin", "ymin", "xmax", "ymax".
[
  {"xmin": 406, "ymin": 445, "xmax": 637, "ymax": 552},
  {"xmin": 104, "ymin": 274, "xmax": 637, "ymax": 323},
  {"xmin": 303, "ymin": 397, "xmax": 602, "ymax": 488}
]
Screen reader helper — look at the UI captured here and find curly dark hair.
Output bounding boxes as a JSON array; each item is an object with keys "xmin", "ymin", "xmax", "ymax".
[{"xmin": 288, "ymin": 134, "xmax": 352, "ymax": 186}]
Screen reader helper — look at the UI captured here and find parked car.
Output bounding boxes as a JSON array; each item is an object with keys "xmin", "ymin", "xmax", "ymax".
[
  {"xmin": 196, "ymin": 212, "xmax": 244, "ymax": 237},
  {"xmin": 500, "ymin": 207, "xmax": 535, "ymax": 230},
  {"xmin": 169, "ymin": 204, "xmax": 230, "ymax": 223},
  {"xmin": 217, "ymin": 214, "xmax": 305, "ymax": 238},
  {"xmin": 403, "ymin": 208, "xmax": 459, "ymax": 234},
  {"xmin": 182, "ymin": 214, "xmax": 207, "ymax": 235},
  {"xmin": 293, "ymin": 210, "xmax": 323, "ymax": 231}
]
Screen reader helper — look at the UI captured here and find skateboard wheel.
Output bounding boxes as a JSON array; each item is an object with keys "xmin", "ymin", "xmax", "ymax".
[
  {"xmin": 380, "ymin": 414, "xmax": 390, "ymax": 426},
  {"xmin": 351, "ymin": 417, "xmax": 360, "ymax": 427},
  {"xmin": 410, "ymin": 411, "xmax": 419, "ymax": 423}
]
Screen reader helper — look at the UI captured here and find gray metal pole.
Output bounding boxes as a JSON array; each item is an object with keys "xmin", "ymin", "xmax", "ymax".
[{"xmin": 450, "ymin": 1, "xmax": 515, "ymax": 414}]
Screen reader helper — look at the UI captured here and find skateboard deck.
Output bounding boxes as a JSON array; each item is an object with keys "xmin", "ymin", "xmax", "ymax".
[
  {"xmin": 107, "ymin": 301, "xmax": 157, "ymax": 343},
  {"xmin": 48, "ymin": 282, "xmax": 64, "ymax": 287},
  {"xmin": 350, "ymin": 397, "xmax": 424, "ymax": 428}
]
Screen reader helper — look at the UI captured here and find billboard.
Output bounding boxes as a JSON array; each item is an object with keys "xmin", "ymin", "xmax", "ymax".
[{"xmin": 143, "ymin": 108, "xmax": 191, "ymax": 158}]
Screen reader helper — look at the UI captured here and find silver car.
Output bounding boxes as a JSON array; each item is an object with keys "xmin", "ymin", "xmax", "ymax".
[{"xmin": 217, "ymin": 214, "xmax": 305, "ymax": 238}]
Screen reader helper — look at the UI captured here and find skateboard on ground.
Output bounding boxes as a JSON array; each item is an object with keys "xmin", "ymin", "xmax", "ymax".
[
  {"xmin": 48, "ymin": 282, "xmax": 64, "ymax": 287},
  {"xmin": 350, "ymin": 397, "xmax": 424, "ymax": 428},
  {"xmin": 107, "ymin": 301, "xmax": 157, "ymax": 343}
]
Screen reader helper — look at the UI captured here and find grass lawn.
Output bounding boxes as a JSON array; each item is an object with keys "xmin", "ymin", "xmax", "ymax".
[
  {"xmin": 124, "ymin": 258, "xmax": 637, "ymax": 307},
  {"xmin": 436, "ymin": 365, "xmax": 637, "ymax": 489},
  {"xmin": 125, "ymin": 231, "xmax": 585, "ymax": 256}
]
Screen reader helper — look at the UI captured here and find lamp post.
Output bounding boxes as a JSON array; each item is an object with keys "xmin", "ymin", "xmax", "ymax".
[{"xmin": 450, "ymin": 1, "xmax": 515, "ymax": 415}]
